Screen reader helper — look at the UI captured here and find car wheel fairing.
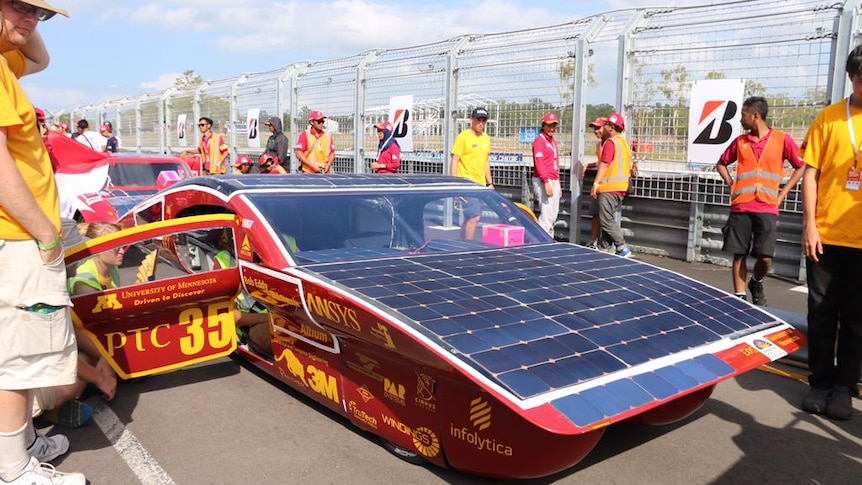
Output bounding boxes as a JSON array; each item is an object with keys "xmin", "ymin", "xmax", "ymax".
[
  {"xmin": 630, "ymin": 385, "xmax": 716, "ymax": 426},
  {"xmin": 381, "ymin": 438, "xmax": 427, "ymax": 465}
]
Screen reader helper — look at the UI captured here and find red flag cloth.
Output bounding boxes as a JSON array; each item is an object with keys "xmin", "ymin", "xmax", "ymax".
[{"xmin": 48, "ymin": 131, "xmax": 110, "ymax": 174}]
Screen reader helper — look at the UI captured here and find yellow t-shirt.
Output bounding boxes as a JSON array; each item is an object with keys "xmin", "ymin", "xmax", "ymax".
[
  {"xmin": 0, "ymin": 54, "xmax": 61, "ymax": 240},
  {"xmin": 800, "ymin": 98, "xmax": 862, "ymax": 248},
  {"xmin": 451, "ymin": 128, "xmax": 491, "ymax": 185},
  {"xmin": 2, "ymin": 51, "xmax": 26, "ymax": 77}
]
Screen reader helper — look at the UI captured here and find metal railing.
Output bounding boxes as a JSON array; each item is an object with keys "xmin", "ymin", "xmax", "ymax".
[{"xmin": 58, "ymin": 0, "xmax": 862, "ymax": 281}]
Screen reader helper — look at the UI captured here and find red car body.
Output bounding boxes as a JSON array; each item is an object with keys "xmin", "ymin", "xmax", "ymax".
[{"xmin": 64, "ymin": 174, "xmax": 805, "ymax": 479}]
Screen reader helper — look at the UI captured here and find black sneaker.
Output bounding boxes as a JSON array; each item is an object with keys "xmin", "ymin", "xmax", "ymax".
[
  {"xmin": 826, "ymin": 386, "xmax": 854, "ymax": 420},
  {"xmin": 802, "ymin": 387, "xmax": 832, "ymax": 414},
  {"xmin": 748, "ymin": 279, "xmax": 766, "ymax": 306}
]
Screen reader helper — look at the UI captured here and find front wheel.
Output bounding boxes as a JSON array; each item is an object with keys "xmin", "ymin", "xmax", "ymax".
[{"xmin": 381, "ymin": 438, "xmax": 427, "ymax": 465}]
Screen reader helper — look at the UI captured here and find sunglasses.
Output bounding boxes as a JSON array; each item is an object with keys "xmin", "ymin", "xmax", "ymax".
[
  {"xmin": 9, "ymin": 0, "xmax": 56, "ymax": 21},
  {"xmin": 198, "ymin": 123, "xmax": 208, "ymax": 127},
  {"xmin": 111, "ymin": 245, "xmax": 131, "ymax": 254},
  {"xmin": 313, "ymin": 119, "xmax": 325, "ymax": 124}
]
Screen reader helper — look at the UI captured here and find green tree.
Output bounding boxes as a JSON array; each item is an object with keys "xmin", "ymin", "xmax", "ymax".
[
  {"xmin": 659, "ymin": 66, "xmax": 691, "ymax": 145},
  {"xmin": 174, "ymin": 70, "xmax": 203, "ymax": 90},
  {"xmin": 558, "ymin": 58, "xmax": 597, "ymax": 124}
]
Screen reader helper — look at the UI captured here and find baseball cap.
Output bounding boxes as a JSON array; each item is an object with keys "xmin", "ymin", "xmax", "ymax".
[
  {"xmin": 541, "ymin": 112, "xmax": 559, "ymax": 125},
  {"xmin": 606, "ymin": 113, "xmax": 625, "ymax": 132},
  {"xmin": 471, "ymin": 107, "xmax": 489, "ymax": 119},
  {"xmin": 58, "ymin": 121, "xmax": 68, "ymax": 130},
  {"xmin": 588, "ymin": 117, "xmax": 606, "ymax": 128},
  {"xmin": 21, "ymin": 1, "xmax": 69, "ymax": 19},
  {"xmin": 34, "ymin": 108, "xmax": 45, "ymax": 121},
  {"xmin": 374, "ymin": 121, "xmax": 393, "ymax": 132},
  {"xmin": 308, "ymin": 111, "xmax": 326, "ymax": 121},
  {"xmin": 232, "ymin": 154, "xmax": 253, "ymax": 167},
  {"xmin": 100, "ymin": 123, "xmax": 111, "ymax": 132}
]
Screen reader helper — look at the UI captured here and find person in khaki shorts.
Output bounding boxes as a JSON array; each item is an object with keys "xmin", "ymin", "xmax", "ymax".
[{"xmin": 0, "ymin": 2, "xmax": 86, "ymax": 484}]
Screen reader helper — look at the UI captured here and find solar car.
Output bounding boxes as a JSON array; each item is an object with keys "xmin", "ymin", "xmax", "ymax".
[{"xmin": 64, "ymin": 174, "xmax": 805, "ymax": 479}]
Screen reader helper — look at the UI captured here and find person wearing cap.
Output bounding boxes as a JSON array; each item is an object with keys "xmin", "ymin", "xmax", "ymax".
[
  {"xmin": 262, "ymin": 117, "xmax": 288, "ymax": 173},
  {"xmin": 231, "ymin": 154, "xmax": 258, "ymax": 174},
  {"xmin": 99, "ymin": 123, "xmax": 119, "ymax": 153},
  {"xmin": 74, "ymin": 119, "xmax": 107, "ymax": 152},
  {"xmin": 181, "ymin": 117, "xmax": 229, "ymax": 174},
  {"xmin": 295, "ymin": 111, "xmax": 335, "ymax": 174},
  {"xmin": 590, "ymin": 112, "xmax": 634, "ymax": 258},
  {"xmin": 53, "ymin": 121, "xmax": 69, "ymax": 136},
  {"xmin": 531, "ymin": 112, "xmax": 561, "ymax": 236},
  {"xmin": 582, "ymin": 116, "xmax": 607, "ymax": 248},
  {"xmin": 0, "ymin": 2, "xmax": 88, "ymax": 484},
  {"xmin": 370, "ymin": 121, "xmax": 400, "ymax": 174},
  {"xmin": 259, "ymin": 153, "xmax": 287, "ymax": 174},
  {"xmin": 450, "ymin": 107, "xmax": 493, "ymax": 240}
]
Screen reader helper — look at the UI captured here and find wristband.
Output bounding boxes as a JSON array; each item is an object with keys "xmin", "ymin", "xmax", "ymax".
[
  {"xmin": 36, "ymin": 236, "xmax": 61, "ymax": 251},
  {"xmin": 593, "ymin": 182, "xmax": 600, "ymax": 187}
]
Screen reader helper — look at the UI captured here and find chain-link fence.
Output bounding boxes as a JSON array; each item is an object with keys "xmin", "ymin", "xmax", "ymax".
[{"xmin": 56, "ymin": 0, "xmax": 862, "ymax": 279}]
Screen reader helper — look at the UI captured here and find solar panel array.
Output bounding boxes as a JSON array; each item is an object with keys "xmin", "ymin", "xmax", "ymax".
[{"xmin": 309, "ymin": 243, "xmax": 779, "ymax": 408}]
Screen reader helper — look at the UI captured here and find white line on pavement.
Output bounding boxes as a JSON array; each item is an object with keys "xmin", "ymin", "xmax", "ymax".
[{"xmin": 90, "ymin": 400, "xmax": 175, "ymax": 485}]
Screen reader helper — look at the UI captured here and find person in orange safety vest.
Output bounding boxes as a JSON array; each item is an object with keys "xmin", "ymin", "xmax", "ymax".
[{"xmin": 715, "ymin": 96, "xmax": 805, "ymax": 305}]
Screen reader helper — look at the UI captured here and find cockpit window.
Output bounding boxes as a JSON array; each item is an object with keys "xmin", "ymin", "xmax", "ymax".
[{"xmin": 248, "ymin": 190, "xmax": 551, "ymax": 264}]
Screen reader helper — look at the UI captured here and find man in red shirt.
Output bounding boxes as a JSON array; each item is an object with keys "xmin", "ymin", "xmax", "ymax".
[
  {"xmin": 295, "ymin": 111, "xmax": 335, "ymax": 174},
  {"xmin": 716, "ymin": 96, "xmax": 804, "ymax": 305},
  {"xmin": 182, "ymin": 117, "xmax": 228, "ymax": 174},
  {"xmin": 532, "ymin": 112, "xmax": 561, "ymax": 235},
  {"xmin": 590, "ymin": 113, "xmax": 634, "ymax": 258}
]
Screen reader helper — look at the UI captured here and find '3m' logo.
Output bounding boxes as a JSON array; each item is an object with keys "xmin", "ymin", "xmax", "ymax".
[{"xmin": 693, "ymin": 100, "xmax": 738, "ymax": 145}]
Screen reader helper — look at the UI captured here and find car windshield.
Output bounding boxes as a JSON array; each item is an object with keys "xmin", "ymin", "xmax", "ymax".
[
  {"xmin": 107, "ymin": 162, "xmax": 192, "ymax": 188},
  {"xmin": 248, "ymin": 189, "xmax": 553, "ymax": 264}
]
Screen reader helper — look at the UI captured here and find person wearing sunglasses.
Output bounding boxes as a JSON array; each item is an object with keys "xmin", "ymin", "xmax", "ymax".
[
  {"xmin": 262, "ymin": 117, "xmax": 288, "ymax": 173},
  {"xmin": 295, "ymin": 111, "xmax": 335, "ymax": 174},
  {"xmin": 0, "ymin": 2, "xmax": 88, "ymax": 484},
  {"xmin": 181, "ymin": 117, "xmax": 229, "ymax": 175}
]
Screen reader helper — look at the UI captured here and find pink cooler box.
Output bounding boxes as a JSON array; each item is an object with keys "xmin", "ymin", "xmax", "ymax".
[
  {"xmin": 482, "ymin": 224, "xmax": 525, "ymax": 247},
  {"xmin": 156, "ymin": 170, "xmax": 181, "ymax": 190}
]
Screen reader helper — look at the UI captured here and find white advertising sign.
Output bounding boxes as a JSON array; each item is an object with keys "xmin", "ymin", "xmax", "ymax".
[
  {"xmin": 687, "ymin": 79, "xmax": 745, "ymax": 166},
  {"xmin": 177, "ymin": 114, "xmax": 188, "ymax": 147},
  {"xmin": 388, "ymin": 95, "xmax": 414, "ymax": 152},
  {"xmin": 247, "ymin": 109, "xmax": 261, "ymax": 149}
]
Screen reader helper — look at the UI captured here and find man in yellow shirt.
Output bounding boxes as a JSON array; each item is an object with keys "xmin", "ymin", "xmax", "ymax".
[
  {"xmin": 450, "ymin": 107, "xmax": 493, "ymax": 239},
  {"xmin": 800, "ymin": 44, "xmax": 862, "ymax": 421},
  {"xmin": 0, "ymin": 2, "xmax": 87, "ymax": 484}
]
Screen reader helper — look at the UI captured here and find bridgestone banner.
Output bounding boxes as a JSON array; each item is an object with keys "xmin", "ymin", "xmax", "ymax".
[{"xmin": 687, "ymin": 79, "xmax": 744, "ymax": 166}]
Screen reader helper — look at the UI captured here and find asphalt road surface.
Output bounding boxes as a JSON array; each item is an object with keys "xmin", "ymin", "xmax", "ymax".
[{"xmin": 49, "ymin": 254, "xmax": 862, "ymax": 484}]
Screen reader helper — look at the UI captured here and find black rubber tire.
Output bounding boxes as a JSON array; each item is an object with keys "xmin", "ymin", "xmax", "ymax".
[{"xmin": 380, "ymin": 438, "xmax": 426, "ymax": 465}]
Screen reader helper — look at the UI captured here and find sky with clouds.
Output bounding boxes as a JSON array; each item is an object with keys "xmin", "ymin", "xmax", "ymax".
[{"xmin": 22, "ymin": 0, "xmax": 715, "ymax": 113}]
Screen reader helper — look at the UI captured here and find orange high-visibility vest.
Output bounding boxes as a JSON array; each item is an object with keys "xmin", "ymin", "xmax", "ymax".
[
  {"xmin": 597, "ymin": 136, "xmax": 632, "ymax": 193},
  {"xmin": 199, "ymin": 133, "xmax": 228, "ymax": 174},
  {"xmin": 301, "ymin": 128, "xmax": 332, "ymax": 173},
  {"xmin": 731, "ymin": 131, "xmax": 786, "ymax": 206}
]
